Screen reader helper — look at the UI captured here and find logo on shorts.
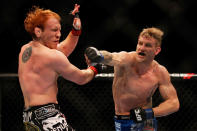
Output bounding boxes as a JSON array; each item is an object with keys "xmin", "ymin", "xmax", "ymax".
[
  {"xmin": 42, "ymin": 114, "xmax": 68, "ymax": 131},
  {"xmin": 35, "ymin": 104, "xmax": 58, "ymax": 119},
  {"xmin": 23, "ymin": 112, "xmax": 32, "ymax": 122}
]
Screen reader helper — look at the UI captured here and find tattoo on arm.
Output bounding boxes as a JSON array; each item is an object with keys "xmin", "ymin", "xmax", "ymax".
[
  {"xmin": 100, "ymin": 51, "xmax": 112, "ymax": 64},
  {"xmin": 22, "ymin": 47, "xmax": 32, "ymax": 63},
  {"xmin": 100, "ymin": 50, "xmax": 122, "ymax": 66}
]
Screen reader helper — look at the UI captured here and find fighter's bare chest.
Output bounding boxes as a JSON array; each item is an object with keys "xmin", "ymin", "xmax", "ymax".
[
  {"xmin": 128, "ymin": 73, "xmax": 158, "ymax": 92},
  {"xmin": 114, "ymin": 67, "xmax": 159, "ymax": 94}
]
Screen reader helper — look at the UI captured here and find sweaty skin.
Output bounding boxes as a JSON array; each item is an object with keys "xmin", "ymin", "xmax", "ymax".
[
  {"xmin": 19, "ymin": 42, "xmax": 59, "ymax": 107},
  {"xmin": 19, "ymin": 6, "xmax": 94, "ymax": 109},
  {"xmin": 99, "ymin": 36, "xmax": 179, "ymax": 117},
  {"xmin": 19, "ymin": 41, "xmax": 94, "ymax": 109},
  {"xmin": 113, "ymin": 54, "xmax": 160, "ymax": 114}
]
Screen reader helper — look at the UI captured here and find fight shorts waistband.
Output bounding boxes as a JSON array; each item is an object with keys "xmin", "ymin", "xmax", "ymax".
[
  {"xmin": 114, "ymin": 115, "xmax": 131, "ymax": 120},
  {"xmin": 24, "ymin": 103, "xmax": 60, "ymax": 112},
  {"xmin": 23, "ymin": 103, "xmax": 74, "ymax": 131},
  {"xmin": 23, "ymin": 103, "xmax": 61, "ymax": 121}
]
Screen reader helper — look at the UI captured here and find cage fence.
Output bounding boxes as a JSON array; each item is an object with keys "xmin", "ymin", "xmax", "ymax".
[{"xmin": 0, "ymin": 73, "xmax": 196, "ymax": 131}]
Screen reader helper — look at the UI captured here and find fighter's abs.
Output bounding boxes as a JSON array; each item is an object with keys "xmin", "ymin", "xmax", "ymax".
[{"xmin": 113, "ymin": 74, "xmax": 158, "ymax": 113}]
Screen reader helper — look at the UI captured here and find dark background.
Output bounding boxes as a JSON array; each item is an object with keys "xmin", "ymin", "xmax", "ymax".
[
  {"xmin": 1, "ymin": 76, "xmax": 197, "ymax": 131},
  {"xmin": 0, "ymin": 0, "xmax": 197, "ymax": 73}
]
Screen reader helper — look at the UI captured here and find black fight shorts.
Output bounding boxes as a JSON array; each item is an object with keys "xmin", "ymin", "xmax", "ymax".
[{"xmin": 23, "ymin": 103, "xmax": 74, "ymax": 131}]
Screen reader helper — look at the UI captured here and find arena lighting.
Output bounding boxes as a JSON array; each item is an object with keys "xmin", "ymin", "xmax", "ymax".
[
  {"xmin": 170, "ymin": 73, "xmax": 197, "ymax": 79},
  {"xmin": 96, "ymin": 73, "xmax": 197, "ymax": 80},
  {"xmin": 0, "ymin": 73, "xmax": 196, "ymax": 80}
]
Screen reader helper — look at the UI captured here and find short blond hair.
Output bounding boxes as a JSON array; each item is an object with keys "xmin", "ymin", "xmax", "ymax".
[{"xmin": 139, "ymin": 27, "xmax": 164, "ymax": 46}]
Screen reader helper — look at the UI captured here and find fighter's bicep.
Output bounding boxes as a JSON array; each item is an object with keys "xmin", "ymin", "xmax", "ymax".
[
  {"xmin": 159, "ymin": 83, "xmax": 177, "ymax": 100},
  {"xmin": 50, "ymin": 51, "xmax": 81, "ymax": 79},
  {"xmin": 56, "ymin": 58, "xmax": 77, "ymax": 77},
  {"xmin": 158, "ymin": 66, "xmax": 177, "ymax": 100},
  {"xmin": 109, "ymin": 51, "xmax": 132, "ymax": 66}
]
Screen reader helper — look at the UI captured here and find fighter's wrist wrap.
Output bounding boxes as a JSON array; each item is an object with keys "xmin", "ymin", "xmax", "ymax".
[
  {"xmin": 71, "ymin": 28, "xmax": 81, "ymax": 36},
  {"xmin": 145, "ymin": 108, "xmax": 154, "ymax": 119},
  {"xmin": 74, "ymin": 12, "xmax": 80, "ymax": 18},
  {"xmin": 72, "ymin": 12, "xmax": 81, "ymax": 36},
  {"xmin": 88, "ymin": 66, "xmax": 98, "ymax": 76},
  {"xmin": 130, "ymin": 108, "xmax": 154, "ymax": 123}
]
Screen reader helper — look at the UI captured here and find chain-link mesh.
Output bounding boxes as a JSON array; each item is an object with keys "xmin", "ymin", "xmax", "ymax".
[
  {"xmin": 0, "ymin": 74, "xmax": 197, "ymax": 131},
  {"xmin": 154, "ymin": 76, "xmax": 197, "ymax": 131}
]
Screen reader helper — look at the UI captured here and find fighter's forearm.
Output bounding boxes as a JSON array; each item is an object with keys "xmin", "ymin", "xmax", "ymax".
[
  {"xmin": 76, "ymin": 69, "xmax": 95, "ymax": 85},
  {"xmin": 152, "ymin": 98, "xmax": 179, "ymax": 117},
  {"xmin": 58, "ymin": 32, "xmax": 79, "ymax": 57},
  {"xmin": 100, "ymin": 50, "xmax": 112, "ymax": 64},
  {"xmin": 100, "ymin": 51, "xmax": 120, "ymax": 66}
]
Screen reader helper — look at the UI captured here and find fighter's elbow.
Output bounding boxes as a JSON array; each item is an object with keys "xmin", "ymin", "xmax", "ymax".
[
  {"xmin": 172, "ymin": 98, "xmax": 180, "ymax": 112},
  {"xmin": 75, "ymin": 75, "xmax": 91, "ymax": 85},
  {"xmin": 76, "ymin": 80, "xmax": 87, "ymax": 85},
  {"xmin": 71, "ymin": 69, "xmax": 94, "ymax": 85}
]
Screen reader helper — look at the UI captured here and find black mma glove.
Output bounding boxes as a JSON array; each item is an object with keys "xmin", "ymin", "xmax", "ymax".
[
  {"xmin": 130, "ymin": 108, "xmax": 154, "ymax": 123},
  {"xmin": 85, "ymin": 47, "xmax": 104, "ymax": 63},
  {"xmin": 88, "ymin": 63, "xmax": 106, "ymax": 76},
  {"xmin": 72, "ymin": 12, "xmax": 82, "ymax": 36}
]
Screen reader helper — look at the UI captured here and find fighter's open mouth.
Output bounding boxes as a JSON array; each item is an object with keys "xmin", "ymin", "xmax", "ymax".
[{"xmin": 138, "ymin": 52, "xmax": 146, "ymax": 56}]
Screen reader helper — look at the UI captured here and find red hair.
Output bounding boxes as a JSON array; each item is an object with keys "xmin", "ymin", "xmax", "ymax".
[{"xmin": 24, "ymin": 6, "xmax": 61, "ymax": 38}]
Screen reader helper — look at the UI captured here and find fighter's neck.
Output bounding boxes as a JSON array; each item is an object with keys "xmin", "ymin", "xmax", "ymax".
[
  {"xmin": 135, "ymin": 61, "xmax": 154, "ymax": 75},
  {"xmin": 29, "ymin": 40, "xmax": 45, "ymax": 47}
]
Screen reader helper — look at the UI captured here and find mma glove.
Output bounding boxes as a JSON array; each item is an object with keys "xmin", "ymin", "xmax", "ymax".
[
  {"xmin": 88, "ymin": 63, "xmax": 106, "ymax": 76},
  {"xmin": 85, "ymin": 47, "xmax": 104, "ymax": 63},
  {"xmin": 130, "ymin": 108, "xmax": 154, "ymax": 123},
  {"xmin": 72, "ymin": 12, "xmax": 82, "ymax": 36}
]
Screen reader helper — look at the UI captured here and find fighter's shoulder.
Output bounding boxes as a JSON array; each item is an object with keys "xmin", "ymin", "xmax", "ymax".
[
  {"xmin": 20, "ymin": 43, "xmax": 30, "ymax": 51},
  {"xmin": 118, "ymin": 51, "xmax": 135, "ymax": 54},
  {"xmin": 42, "ymin": 49, "xmax": 69, "ymax": 69},
  {"xmin": 116, "ymin": 51, "xmax": 135, "ymax": 58},
  {"xmin": 113, "ymin": 51, "xmax": 135, "ymax": 65},
  {"xmin": 48, "ymin": 49, "xmax": 67, "ymax": 60},
  {"xmin": 153, "ymin": 61, "xmax": 170, "ymax": 78},
  {"xmin": 19, "ymin": 43, "xmax": 32, "ymax": 58}
]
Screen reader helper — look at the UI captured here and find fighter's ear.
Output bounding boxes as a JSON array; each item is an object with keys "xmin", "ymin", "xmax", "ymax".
[
  {"xmin": 34, "ymin": 27, "xmax": 42, "ymax": 38},
  {"xmin": 155, "ymin": 46, "xmax": 161, "ymax": 55}
]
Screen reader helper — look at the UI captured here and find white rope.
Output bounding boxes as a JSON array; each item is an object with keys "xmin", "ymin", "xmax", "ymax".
[
  {"xmin": 0, "ymin": 73, "xmax": 196, "ymax": 78},
  {"xmin": 96, "ymin": 73, "xmax": 197, "ymax": 78}
]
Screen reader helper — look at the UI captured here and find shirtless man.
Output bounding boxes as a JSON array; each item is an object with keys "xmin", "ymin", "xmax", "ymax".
[
  {"xmin": 85, "ymin": 27, "xmax": 180, "ymax": 131},
  {"xmin": 18, "ymin": 4, "xmax": 98, "ymax": 131}
]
